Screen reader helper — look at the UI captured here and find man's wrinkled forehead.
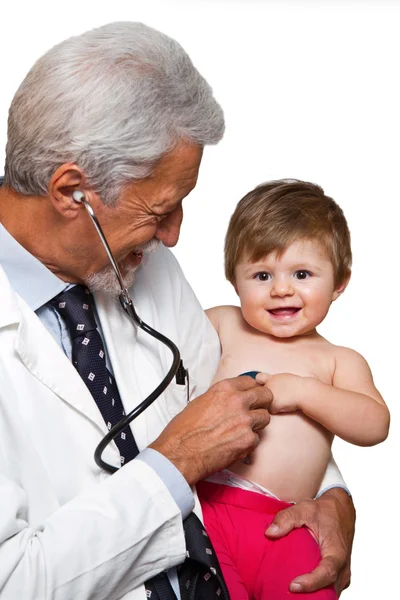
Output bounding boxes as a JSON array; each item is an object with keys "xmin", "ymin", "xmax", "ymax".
[{"xmin": 149, "ymin": 141, "xmax": 203, "ymax": 201}]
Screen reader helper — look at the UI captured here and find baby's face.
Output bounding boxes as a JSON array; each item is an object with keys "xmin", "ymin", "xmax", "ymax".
[{"xmin": 234, "ymin": 239, "xmax": 343, "ymax": 339}]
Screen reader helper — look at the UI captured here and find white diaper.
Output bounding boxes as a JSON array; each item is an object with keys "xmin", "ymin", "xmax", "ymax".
[{"xmin": 206, "ymin": 469, "xmax": 281, "ymax": 500}]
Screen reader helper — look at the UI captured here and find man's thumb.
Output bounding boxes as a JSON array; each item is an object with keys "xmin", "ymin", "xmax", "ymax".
[{"xmin": 265, "ymin": 506, "xmax": 300, "ymax": 538}]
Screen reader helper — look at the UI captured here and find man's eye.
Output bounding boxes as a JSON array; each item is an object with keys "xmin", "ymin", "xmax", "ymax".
[
  {"xmin": 254, "ymin": 272, "xmax": 271, "ymax": 281},
  {"xmin": 152, "ymin": 212, "xmax": 167, "ymax": 223},
  {"xmin": 294, "ymin": 270, "xmax": 311, "ymax": 280}
]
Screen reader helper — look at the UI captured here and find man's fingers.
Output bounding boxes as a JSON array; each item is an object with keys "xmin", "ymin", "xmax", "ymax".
[
  {"xmin": 335, "ymin": 564, "xmax": 351, "ymax": 596},
  {"xmin": 212, "ymin": 375, "xmax": 273, "ymax": 411},
  {"xmin": 265, "ymin": 503, "xmax": 308, "ymax": 538},
  {"xmin": 289, "ymin": 556, "xmax": 340, "ymax": 593},
  {"xmin": 249, "ymin": 408, "xmax": 270, "ymax": 432},
  {"xmin": 219, "ymin": 375, "xmax": 260, "ymax": 392},
  {"xmin": 243, "ymin": 384, "xmax": 273, "ymax": 410},
  {"xmin": 264, "ymin": 491, "xmax": 353, "ymax": 596}
]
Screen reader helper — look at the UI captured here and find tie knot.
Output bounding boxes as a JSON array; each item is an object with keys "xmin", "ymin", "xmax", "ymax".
[{"xmin": 50, "ymin": 285, "xmax": 97, "ymax": 337}]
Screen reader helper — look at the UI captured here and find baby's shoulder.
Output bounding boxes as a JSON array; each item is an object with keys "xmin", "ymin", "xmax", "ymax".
[
  {"xmin": 205, "ymin": 305, "xmax": 243, "ymax": 332},
  {"xmin": 319, "ymin": 340, "xmax": 370, "ymax": 375},
  {"xmin": 331, "ymin": 344, "xmax": 369, "ymax": 367}
]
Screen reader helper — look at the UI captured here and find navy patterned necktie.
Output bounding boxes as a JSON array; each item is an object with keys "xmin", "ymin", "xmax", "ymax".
[
  {"xmin": 50, "ymin": 285, "xmax": 230, "ymax": 600},
  {"xmin": 50, "ymin": 284, "xmax": 139, "ymax": 463}
]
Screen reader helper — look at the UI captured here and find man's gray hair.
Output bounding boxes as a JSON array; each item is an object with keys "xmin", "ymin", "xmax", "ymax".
[{"xmin": 4, "ymin": 22, "xmax": 225, "ymax": 205}]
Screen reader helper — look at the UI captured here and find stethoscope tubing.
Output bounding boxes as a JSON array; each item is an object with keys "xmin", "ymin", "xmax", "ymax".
[{"xmin": 77, "ymin": 194, "xmax": 181, "ymax": 473}]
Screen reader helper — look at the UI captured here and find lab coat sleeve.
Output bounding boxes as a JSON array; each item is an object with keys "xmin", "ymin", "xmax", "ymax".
[
  {"xmin": 0, "ymin": 458, "xmax": 186, "ymax": 600},
  {"xmin": 316, "ymin": 454, "xmax": 351, "ymax": 498}
]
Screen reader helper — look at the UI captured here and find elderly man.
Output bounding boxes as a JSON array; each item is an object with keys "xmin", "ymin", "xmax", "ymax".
[{"xmin": 0, "ymin": 22, "xmax": 354, "ymax": 600}]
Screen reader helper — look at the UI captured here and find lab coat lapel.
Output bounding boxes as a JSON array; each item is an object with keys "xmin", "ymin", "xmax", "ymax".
[
  {"xmin": 15, "ymin": 318, "xmax": 108, "ymax": 431},
  {"xmin": 0, "ymin": 266, "xmax": 111, "ymax": 434}
]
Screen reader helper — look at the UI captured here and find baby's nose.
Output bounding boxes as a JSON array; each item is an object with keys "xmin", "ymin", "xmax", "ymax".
[{"xmin": 271, "ymin": 278, "xmax": 294, "ymax": 296}]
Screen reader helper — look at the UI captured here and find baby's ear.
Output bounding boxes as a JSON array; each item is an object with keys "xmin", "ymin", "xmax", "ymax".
[
  {"xmin": 332, "ymin": 270, "xmax": 351, "ymax": 301},
  {"xmin": 231, "ymin": 279, "xmax": 239, "ymax": 296}
]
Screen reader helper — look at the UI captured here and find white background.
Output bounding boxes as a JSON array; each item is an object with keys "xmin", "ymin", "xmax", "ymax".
[{"xmin": 1, "ymin": 1, "xmax": 398, "ymax": 597}]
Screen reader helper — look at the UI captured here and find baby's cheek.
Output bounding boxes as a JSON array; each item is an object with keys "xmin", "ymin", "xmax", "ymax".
[{"xmin": 307, "ymin": 294, "xmax": 332, "ymax": 325}]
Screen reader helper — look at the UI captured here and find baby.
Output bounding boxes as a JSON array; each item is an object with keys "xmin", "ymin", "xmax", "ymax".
[{"xmin": 197, "ymin": 179, "xmax": 389, "ymax": 600}]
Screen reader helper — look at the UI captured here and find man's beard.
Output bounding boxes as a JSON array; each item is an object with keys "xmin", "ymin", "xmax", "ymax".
[{"xmin": 85, "ymin": 239, "xmax": 160, "ymax": 296}]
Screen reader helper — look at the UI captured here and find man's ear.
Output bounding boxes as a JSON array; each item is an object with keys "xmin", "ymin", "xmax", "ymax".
[
  {"xmin": 332, "ymin": 270, "xmax": 351, "ymax": 301},
  {"xmin": 47, "ymin": 164, "xmax": 88, "ymax": 218}
]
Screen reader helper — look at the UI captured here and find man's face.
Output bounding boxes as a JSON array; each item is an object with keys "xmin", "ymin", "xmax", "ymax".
[{"xmin": 80, "ymin": 141, "xmax": 203, "ymax": 293}]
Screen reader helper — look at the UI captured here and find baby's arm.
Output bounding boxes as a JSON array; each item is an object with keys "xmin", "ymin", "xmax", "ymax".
[
  {"xmin": 264, "ymin": 347, "xmax": 389, "ymax": 446},
  {"xmin": 303, "ymin": 347, "xmax": 389, "ymax": 445}
]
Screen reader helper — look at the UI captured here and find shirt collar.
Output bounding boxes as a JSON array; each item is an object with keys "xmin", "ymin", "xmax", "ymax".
[
  {"xmin": 0, "ymin": 223, "xmax": 68, "ymax": 311},
  {"xmin": 0, "ymin": 178, "xmax": 68, "ymax": 310}
]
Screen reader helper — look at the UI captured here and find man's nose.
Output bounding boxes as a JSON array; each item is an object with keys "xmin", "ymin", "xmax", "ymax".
[
  {"xmin": 154, "ymin": 206, "xmax": 183, "ymax": 247},
  {"xmin": 270, "ymin": 276, "xmax": 294, "ymax": 297}
]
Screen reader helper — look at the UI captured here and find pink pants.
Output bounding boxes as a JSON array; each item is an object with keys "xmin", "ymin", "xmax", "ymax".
[{"xmin": 197, "ymin": 481, "xmax": 337, "ymax": 600}]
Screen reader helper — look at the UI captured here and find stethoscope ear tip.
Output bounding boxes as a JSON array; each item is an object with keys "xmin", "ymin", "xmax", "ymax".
[{"xmin": 72, "ymin": 190, "xmax": 85, "ymax": 203}]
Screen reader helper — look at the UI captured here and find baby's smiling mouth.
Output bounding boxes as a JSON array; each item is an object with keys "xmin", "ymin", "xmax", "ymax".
[{"xmin": 268, "ymin": 307, "xmax": 301, "ymax": 316}]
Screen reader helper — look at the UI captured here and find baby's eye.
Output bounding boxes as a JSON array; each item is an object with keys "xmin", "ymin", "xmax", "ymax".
[
  {"xmin": 294, "ymin": 270, "xmax": 311, "ymax": 280},
  {"xmin": 254, "ymin": 272, "xmax": 271, "ymax": 281}
]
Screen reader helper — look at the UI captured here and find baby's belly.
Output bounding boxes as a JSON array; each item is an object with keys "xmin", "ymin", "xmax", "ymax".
[{"xmin": 229, "ymin": 412, "xmax": 333, "ymax": 503}]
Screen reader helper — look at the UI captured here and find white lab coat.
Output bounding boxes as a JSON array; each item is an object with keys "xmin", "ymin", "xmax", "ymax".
[{"xmin": 0, "ymin": 245, "xmax": 220, "ymax": 600}]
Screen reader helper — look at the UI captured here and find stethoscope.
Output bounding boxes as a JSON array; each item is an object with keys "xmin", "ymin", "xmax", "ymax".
[{"xmin": 72, "ymin": 190, "xmax": 182, "ymax": 474}]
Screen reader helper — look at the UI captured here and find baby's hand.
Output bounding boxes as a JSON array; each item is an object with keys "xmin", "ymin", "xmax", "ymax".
[{"xmin": 256, "ymin": 373, "xmax": 304, "ymax": 414}]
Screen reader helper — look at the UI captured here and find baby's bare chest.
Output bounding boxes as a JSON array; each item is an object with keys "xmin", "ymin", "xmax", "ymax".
[{"xmin": 218, "ymin": 332, "xmax": 333, "ymax": 384}]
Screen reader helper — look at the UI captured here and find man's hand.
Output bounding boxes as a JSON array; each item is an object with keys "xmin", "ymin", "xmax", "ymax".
[
  {"xmin": 265, "ymin": 487, "xmax": 355, "ymax": 596},
  {"xmin": 150, "ymin": 376, "xmax": 273, "ymax": 486}
]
